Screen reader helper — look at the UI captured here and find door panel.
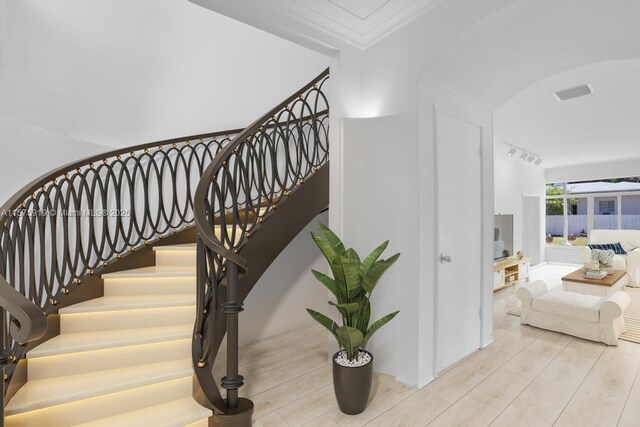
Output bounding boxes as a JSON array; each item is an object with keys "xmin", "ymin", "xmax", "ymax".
[{"xmin": 436, "ymin": 110, "xmax": 482, "ymax": 373}]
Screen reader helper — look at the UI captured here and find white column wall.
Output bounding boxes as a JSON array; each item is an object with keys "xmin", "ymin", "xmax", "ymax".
[{"xmin": 329, "ymin": 47, "xmax": 494, "ymax": 387}]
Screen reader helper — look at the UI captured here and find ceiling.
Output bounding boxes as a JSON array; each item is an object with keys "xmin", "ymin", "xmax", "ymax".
[
  {"xmin": 422, "ymin": 0, "xmax": 640, "ymax": 110},
  {"xmin": 190, "ymin": 0, "xmax": 444, "ymax": 49},
  {"xmin": 494, "ymin": 59, "xmax": 640, "ymax": 168}
]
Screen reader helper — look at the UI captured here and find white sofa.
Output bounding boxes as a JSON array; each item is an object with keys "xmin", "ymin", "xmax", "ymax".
[
  {"xmin": 579, "ymin": 229, "xmax": 640, "ymax": 287},
  {"xmin": 517, "ymin": 280, "xmax": 630, "ymax": 345}
]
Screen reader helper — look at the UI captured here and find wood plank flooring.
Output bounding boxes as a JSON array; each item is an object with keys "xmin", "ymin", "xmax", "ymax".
[{"xmin": 241, "ymin": 264, "xmax": 640, "ymax": 426}]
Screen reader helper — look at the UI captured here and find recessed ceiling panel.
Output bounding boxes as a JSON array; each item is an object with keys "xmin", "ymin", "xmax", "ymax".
[
  {"xmin": 284, "ymin": 0, "xmax": 442, "ymax": 47},
  {"xmin": 328, "ymin": 0, "xmax": 391, "ymax": 20}
]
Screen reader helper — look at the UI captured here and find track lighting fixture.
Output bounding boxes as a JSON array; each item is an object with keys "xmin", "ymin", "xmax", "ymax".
[{"xmin": 503, "ymin": 141, "xmax": 543, "ymax": 167}]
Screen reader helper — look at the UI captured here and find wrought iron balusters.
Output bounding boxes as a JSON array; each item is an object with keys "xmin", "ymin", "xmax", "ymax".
[{"xmin": 192, "ymin": 68, "xmax": 330, "ymax": 423}]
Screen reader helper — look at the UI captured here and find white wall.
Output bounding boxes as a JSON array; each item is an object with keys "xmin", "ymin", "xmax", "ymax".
[
  {"xmin": 340, "ymin": 113, "xmax": 420, "ymax": 386},
  {"xmin": 0, "ymin": 0, "xmax": 329, "ymax": 148},
  {"xmin": 241, "ymin": 212, "xmax": 328, "ymax": 345},
  {"xmin": 0, "ymin": 113, "xmax": 111, "ymax": 205},
  {"xmin": 493, "ymin": 149, "xmax": 546, "ymax": 264}
]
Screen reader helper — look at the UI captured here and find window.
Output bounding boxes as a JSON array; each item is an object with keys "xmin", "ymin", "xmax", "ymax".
[
  {"xmin": 598, "ymin": 200, "xmax": 615, "ymax": 215},
  {"xmin": 621, "ymin": 195, "xmax": 640, "ymax": 230},
  {"xmin": 545, "ymin": 176, "xmax": 640, "ymax": 245}
]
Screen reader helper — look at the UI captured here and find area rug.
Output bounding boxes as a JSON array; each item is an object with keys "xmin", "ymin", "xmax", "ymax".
[{"xmin": 507, "ymin": 286, "xmax": 640, "ymax": 344}]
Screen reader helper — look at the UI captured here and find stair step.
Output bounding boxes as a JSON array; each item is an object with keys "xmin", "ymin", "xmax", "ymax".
[
  {"xmin": 102, "ymin": 266, "xmax": 196, "ymax": 279},
  {"xmin": 28, "ymin": 324, "xmax": 192, "ymax": 358},
  {"xmin": 103, "ymin": 267, "xmax": 196, "ymax": 297},
  {"xmin": 154, "ymin": 244, "xmax": 196, "ymax": 268},
  {"xmin": 59, "ymin": 294, "xmax": 195, "ymax": 313},
  {"xmin": 28, "ymin": 338, "xmax": 191, "ymax": 381},
  {"xmin": 75, "ymin": 397, "xmax": 209, "ymax": 427},
  {"xmin": 6, "ymin": 358, "xmax": 193, "ymax": 416},
  {"xmin": 60, "ymin": 303, "xmax": 195, "ymax": 334},
  {"xmin": 5, "ymin": 376, "xmax": 193, "ymax": 427}
]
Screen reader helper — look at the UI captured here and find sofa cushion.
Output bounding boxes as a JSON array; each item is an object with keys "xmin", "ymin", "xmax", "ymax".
[
  {"xmin": 590, "ymin": 229, "xmax": 640, "ymax": 253},
  {"xmin": 588, "ymin": 242, "xmax": 626, "ymax": 255},
  {"xmin": 613, "ymin": 254, "xmax": 626, "ymax": 270},
  {"xmin": 532, "ymin": 291, "xmax": 601, "ymax": 323}
]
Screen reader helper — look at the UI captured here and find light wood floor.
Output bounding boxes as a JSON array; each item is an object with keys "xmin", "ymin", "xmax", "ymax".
[{"xmin": 244, "ymin": 264, "xmax": 640, "ymax": 427}]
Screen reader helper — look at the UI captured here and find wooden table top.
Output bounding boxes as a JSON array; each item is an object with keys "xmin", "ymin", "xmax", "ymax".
[{"xmin": 561, "ymin": 268, "xmax": 626, "ymax": 287}]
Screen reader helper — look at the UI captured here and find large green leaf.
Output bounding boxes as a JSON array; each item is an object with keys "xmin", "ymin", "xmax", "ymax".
[
  {"xmin": 311, "ymin": 232, "xmax": 339, "ymax": 266},
  {"xmin": 331, "ymin": 252, "xmax": 362, "ymax": 300},
  {"xmin": 306, "ymin": 309, "xmax": 338, "ymax": 339},
  {"xmin": 362, "ymin": 311, "xmax": 399, "ymax": 348},
  {"xmin": 311, "ymin": 269, "xmax": 338, "ymax": 297},
  {"xmin": 355, "ymin": 298, "xmax": 371, "ymax": 334},
  {"xmin": 329, "ymin": 301, "xmax": 360, "ymax": 314},
  {"xmin": 359, "ymin": 240, "xmax": 389, "ymax": 278},
  {"xmin": 345, "ymin": 248, "xmax": 361, "ymax": 266},
  {"xmin": 362, "ymin": 253, "xmax": 400, "ymax": 293},
  {"xmin": 336, "ymin": 325, "xmax": 364, "ymax": 360},
  {"xmin": 318, "ymin": 223, "xmax": 346, "ymax": 256}
]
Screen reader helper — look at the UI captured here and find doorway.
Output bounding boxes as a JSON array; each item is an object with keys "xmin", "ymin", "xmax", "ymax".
[
  {"xmin": 522, "ymin": 194, "xmax": 541, "ymax": 265},
  {"xmin": 435, "ymin": 110, "xmax": 484, "ymax": 373}
]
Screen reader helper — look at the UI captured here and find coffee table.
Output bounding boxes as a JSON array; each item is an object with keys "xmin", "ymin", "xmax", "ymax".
[{"xmin": 561, "ymin": 268, "xmax": 627, "ymax": 297}]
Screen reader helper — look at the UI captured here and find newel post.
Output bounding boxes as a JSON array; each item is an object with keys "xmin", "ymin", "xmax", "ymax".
[
  {"xmin": 221, "ymin": 262, "xmax": 243, "ymax": 407},
  {"xmin": 210, "ymin": 262, "xmax": 253, "ymax": 426}
]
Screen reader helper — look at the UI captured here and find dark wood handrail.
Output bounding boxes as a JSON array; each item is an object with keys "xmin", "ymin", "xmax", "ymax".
[
  {"xmin": 0, "ymin": 125, "xmax": 244, "ymax": 388},
  {"xmin": 193, "ymin": 68, "xmax": 330, "ymax": 271}
]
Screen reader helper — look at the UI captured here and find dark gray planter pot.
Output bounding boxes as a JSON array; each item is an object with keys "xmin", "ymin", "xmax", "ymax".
[{"xmin": 332, "ymin": 350, "xmax": 373, "ymax": 415}]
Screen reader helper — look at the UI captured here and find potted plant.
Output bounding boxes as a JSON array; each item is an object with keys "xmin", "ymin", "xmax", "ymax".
[{"xmin": 306, "ymin": 223, "xmax": 400, "ymax": 415}]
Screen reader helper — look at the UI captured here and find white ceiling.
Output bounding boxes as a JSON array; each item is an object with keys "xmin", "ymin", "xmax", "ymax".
[
  {"xmin": 190, "ymin": 0, "xmax": 444, "ymax": 49},
  {"xmin": 422, "ymin": 0, "xmax": 640, "ymax": 110},
  {"xmin": 495, "ymin": 59, "xmax": 640, "ymax": 168}
]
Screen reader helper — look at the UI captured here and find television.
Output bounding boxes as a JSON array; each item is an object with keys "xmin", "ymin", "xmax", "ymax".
[{"xmin": 494, "ymin": 214, "xmax": 514, "ymax": 260}]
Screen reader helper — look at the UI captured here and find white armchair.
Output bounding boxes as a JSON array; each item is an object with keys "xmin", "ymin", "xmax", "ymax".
[{"xmin": 579, "ymin": 229, "xmax": 640, "ymax": 287}]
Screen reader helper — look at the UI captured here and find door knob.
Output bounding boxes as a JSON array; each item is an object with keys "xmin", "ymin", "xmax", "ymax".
[{"xmin": 440, "ymin": 253, "xmax": 452, "ymax": 264}]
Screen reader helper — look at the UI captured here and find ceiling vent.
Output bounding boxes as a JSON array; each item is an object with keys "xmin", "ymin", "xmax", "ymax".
[{"xmin": 553, "ymin": 84, "xmax": 593, "ymax": 101}]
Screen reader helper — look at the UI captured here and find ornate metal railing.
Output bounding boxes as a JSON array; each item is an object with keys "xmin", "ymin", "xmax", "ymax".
[
  {"xmin": 192, "ymin": 68, "xmax": 329, "ymax": 422},
  {"xmin": 0, "ymin": 129, "xmax": 242, "ymax": 388}
]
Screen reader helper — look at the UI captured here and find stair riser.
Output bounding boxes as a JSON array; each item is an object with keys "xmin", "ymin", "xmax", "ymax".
[
  {"xmin": 28, "ymin": 339, "xmax": 192, "ymax": 381},
  {"xmin": 104, "ymin": 277, "xmax": 196, "ymax": 297},
  {"xmin": 60, "ymin": 306, "xmax": 195, "ymax": 334},
  {"xmin": 155, "ymin": 250, "xmax": 196, "ymax": 268},
  {"xmin": 5, "ymin": 377, "xmax": 193, "ymax": 426}
]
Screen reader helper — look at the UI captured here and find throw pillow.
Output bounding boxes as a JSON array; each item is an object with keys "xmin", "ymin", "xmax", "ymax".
[
  {"xmin": 588, "ymin": 242, "xmax": 626, "ymax": 255},
  {"xmin": 591, "ymin": 249, "xmax": 615, "ymax": 268}
]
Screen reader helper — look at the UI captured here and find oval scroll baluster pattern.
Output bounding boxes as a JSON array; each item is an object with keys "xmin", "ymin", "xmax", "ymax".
[
  {"xmin": 193, "ymin": 69, "xmax": 329, "ymax": 416},
  {"xmin": 0, "ymin": 131, "xmax": 241, "ymax": 379}
]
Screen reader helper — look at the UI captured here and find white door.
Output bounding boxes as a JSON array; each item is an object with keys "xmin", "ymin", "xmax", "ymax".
[
  {"xmin": 436, "ymin": 110, "xmax": 483, "ymax": 373},
  {"xmin": 522, "ymin": 195, "xmax": 541, "ymax": 265}
]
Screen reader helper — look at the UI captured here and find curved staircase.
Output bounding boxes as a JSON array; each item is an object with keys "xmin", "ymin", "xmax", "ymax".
[
  {"xmin": 5, "ymin": 243, "xmax": 209, "ymax": 426},
  {"xmin": 0, "ymin": 69, "xmax": 329, "ymax": 425}
]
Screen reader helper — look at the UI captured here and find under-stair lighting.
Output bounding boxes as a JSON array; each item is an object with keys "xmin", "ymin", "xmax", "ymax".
[
  {"xmin": 520, "ymin": 151, "xmax": 529, "ymax": 160},
  {"xmin": 507, "ymin": 147, "xmax": 517, "ymax": 156},
  {"xmin": 527, "ymin": 154, "xmax": 536, "ymax": 163}
]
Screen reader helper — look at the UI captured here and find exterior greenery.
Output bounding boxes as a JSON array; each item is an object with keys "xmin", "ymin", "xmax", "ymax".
[{"xmin": 306, "ymin": 223, "xmax": 400, "ymax": 361}]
